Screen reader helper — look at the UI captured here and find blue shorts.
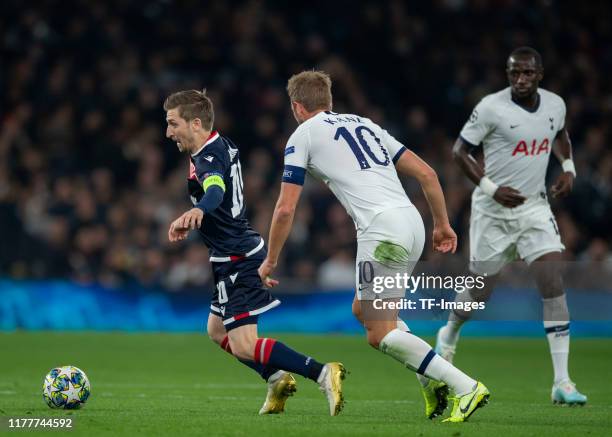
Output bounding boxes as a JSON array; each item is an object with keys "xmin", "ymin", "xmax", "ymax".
[{"xmin": 209, "ymin": 251, "xmax": 280, "ymax": 330}]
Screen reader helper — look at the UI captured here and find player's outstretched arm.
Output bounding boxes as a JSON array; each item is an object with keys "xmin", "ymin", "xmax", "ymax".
[
  {"xmin": 259, "ymin": 182, "xmax": 304, "ymax": 286},
  {"xmin": 167, "ymin": 181, "xmax": 225, "ymax": 242},
  {"xmin": 395, "ymin": 150, "xmax": 456, "ymax": 253},
  {"xmin": 551, "ymin": 127, "xmax": 575, "ymax": 198},
  {"xmin": 452, "ymin": 137, "xmax": 526, "ymax": 208}
]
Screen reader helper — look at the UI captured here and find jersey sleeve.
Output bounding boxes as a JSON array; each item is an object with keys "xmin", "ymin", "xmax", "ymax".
[
  {"xmin": 380, "ymin": 129, "xmax": 408, "ymax": 164},
  {"xmin": 558, "ymin": 98, "xmax": 567, "ymax": 131},
  {"xmin": 194, "ymin": 147, "xmax": 230, "ymax": 194},
  {"xmin": 282, "ymin": 127, "xmax": 309, "ymax": 185},
  {"xmin": 459, "ymin": 99, "xmax": 497, "ymax": 147}
]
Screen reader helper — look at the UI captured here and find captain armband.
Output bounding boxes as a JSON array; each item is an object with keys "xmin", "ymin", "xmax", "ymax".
[{"xmin": 203, "ymin": 174, "xmax": 226, "ymax": 192}]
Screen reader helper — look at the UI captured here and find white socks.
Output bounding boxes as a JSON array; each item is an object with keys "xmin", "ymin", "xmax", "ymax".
[
  {"xmin": 379, "ymin": 329, "xmax": 476, "ymax": 395},
  {"xmin": 440, "ymin": 321, "xmax": 463, "ymax": 346},
  {"xmin": 543, "ymin": 295, "xmax": 571, "ymax": 384},
  {"xmin": 424, "ymin": 354, "xmax": 476, "ymax": 396},
  {"xmin": 441, "ymin": 289, "xmax": 478, "ymax": 345},
  {"xmin": 396, "ymin": 320, "xmax": 430, "ymax": 388}
]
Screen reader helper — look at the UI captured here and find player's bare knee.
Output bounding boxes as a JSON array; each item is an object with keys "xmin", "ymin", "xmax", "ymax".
[
  {"xmin": 366, "ymin": 330, "xmax": 383, "ymax": 349},
  {"xmin": 530, "ymin": 253, "xmax": 565, "ymax": 298},
  {"xmin": 206, "ymin": 318, "xmax": 226, "ymax": 345},
  {"xmin": 206, "ymin": 322, "xmax": 226, "ymax": 345},
  {"xmin": 468, "ymin": 275, "xmax": 496, "ymax": 302},
  {"xmin": 469, "ymin": 288, "xmax": 489, "ymax": 302},
  {"xmin": 532, "ymin": 269, "xmax": 563, "ymax": 298},
  {"xmin": 538, "ymin": 279, "xmax": 564, "ymax": 299},
  {"xmin": 364, "ymin": 324, "xmax": 392, "ymax": 350},
  {"xmin": 208, "ymin": 330, "xmax": 225, "ymax": 345},
  {"xmin": 352, "ymin": 299, "xmax": 364, "ymax": 324}
]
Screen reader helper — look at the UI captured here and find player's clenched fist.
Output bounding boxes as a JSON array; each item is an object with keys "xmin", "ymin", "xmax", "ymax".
[
  {"xmin": 432, "ymin": 223, "xmax": 457, "ymax": 254},
  {"xmin": 258, "ymin": 258, "xmax": 280, "ymax": 288}
]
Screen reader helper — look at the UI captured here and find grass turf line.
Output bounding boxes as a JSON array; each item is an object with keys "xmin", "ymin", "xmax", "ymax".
[{"xmin": 0, "ymin": 332, "xmax": 610, "ymax": 436}]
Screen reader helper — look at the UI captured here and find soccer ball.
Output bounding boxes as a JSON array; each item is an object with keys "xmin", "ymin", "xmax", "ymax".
[{"xmin": 42, "ymin": 366, "xmax": 91, "ymax": 409}]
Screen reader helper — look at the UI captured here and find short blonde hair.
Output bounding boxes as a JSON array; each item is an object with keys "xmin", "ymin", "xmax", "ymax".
[
  {"xmin": 286, "ymin": 71, "xmax": 332, "ymax": 112},
  {"xmin": 163, "ymin": 89, "xmax": 214, "ymax": 130}
]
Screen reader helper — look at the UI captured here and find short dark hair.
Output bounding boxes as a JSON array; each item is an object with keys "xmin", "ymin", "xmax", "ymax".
[
  {"xmin": 508, "ymin": 47, "xmax": 543, "ymax": 68},
  {"xmin": 163, "ymin": 89, "xmax": 214, "ymax": 130}
]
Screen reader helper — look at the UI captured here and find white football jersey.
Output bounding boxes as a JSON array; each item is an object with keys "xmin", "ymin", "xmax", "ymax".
[
  {"xmin": 283, "ymin": 111, "xmax": 412, "ymax": 233},
  {"xmin": 460, "ymin": 87, "xmax": 566, "ymax": 217}
]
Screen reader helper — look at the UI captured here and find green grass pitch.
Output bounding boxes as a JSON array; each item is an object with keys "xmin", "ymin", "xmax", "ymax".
[{"xmin": 0, "ymin": 332, "xmax": 610, "ymax": 436}]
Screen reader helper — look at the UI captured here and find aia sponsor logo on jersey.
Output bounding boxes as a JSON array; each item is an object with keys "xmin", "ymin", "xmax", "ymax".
[{"xmin": 512, "ymin": 138, "xmax": 550, "ymax": 156}]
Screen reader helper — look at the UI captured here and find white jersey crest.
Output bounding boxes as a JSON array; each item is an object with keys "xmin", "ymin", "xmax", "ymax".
[{"xmin": 283, "ymin": 111, "xmax": 412, "ymax": 233}]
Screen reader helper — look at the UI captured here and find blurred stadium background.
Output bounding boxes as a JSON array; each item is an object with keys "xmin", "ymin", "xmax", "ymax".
[{"xmin": 1, "ymin": 0, "xmax": 611, "ymax": 333}]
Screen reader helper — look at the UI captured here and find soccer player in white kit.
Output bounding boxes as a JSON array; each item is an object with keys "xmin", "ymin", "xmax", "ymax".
[
  {"xmin": 258, "ymin": 71, "xmax": 490, "ymax": 422},
  {"xmin": 434, "ymin": 47, "xmax": 587, "ymax": 405}
]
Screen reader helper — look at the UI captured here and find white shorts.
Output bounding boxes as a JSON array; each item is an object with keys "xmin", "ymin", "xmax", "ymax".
[
  {"xmin": 469, "ymin": 203, "xmax": 564, "ymax": 275},
  {"xmin": 356, "ymin": 206, "xmax": 425, "ymax": 300}
]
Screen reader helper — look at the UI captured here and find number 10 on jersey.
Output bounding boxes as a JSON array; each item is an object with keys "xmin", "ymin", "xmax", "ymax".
[
  {"xmin": 230, "ymin": 162, "xmax": 244, "ymax": 217},
  {"xmin": 334, "ymin": 126, "xmax": 390, "ymax": 169}
]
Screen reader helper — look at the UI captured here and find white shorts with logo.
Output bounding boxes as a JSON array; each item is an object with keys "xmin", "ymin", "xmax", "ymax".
[
  {"xmin": 356, "ymin": 206, "xmax": 425, "ymax": 300},
  {"xmin": 469, "ymin": 201, "xmax": 564, "ymax": 276}
]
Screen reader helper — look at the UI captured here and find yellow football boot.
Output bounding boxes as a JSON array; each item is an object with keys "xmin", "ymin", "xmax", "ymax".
[
  {"xmin": 443, "ymin": 381, "xmax": 490, "ymax": 423},
  {"xmin": 318, "ymin": 362, "xmax": 347, "ymax": 416},
  {"xmin": 258, "ymin": 371, "xmax": 297, "ymax": 415},
  {"xmin": 421, "ymin": 380, "xmax": 449, "ymax": 419}
]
